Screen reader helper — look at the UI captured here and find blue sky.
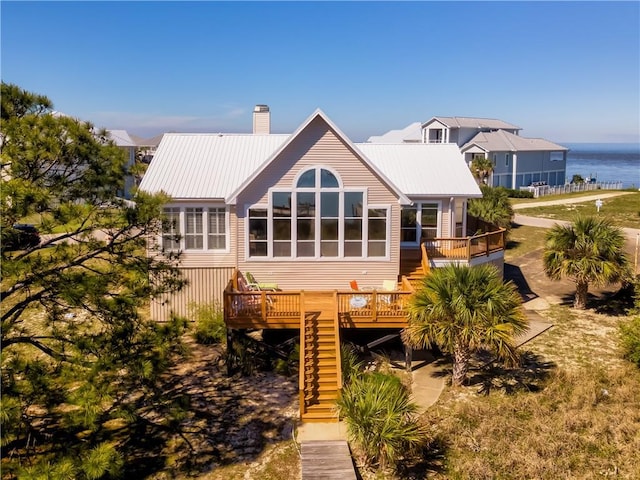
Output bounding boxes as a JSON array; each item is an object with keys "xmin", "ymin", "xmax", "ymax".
[{"xmin": 2, "ymin": 1, "xmax": 639, "ymax": 143}]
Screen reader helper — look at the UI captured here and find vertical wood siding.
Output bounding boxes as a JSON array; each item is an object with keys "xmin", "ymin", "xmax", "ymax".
[{"xmin": 151, "ymin": 266, "xmax": 235, "ymax": 321}]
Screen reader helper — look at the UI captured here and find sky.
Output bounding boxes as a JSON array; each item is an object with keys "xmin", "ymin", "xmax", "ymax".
[{"xmin": 2, "ymin": 1, "xmax": 639, "ymax": 144}]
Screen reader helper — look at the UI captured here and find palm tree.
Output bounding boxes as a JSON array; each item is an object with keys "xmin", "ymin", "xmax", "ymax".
[
  {"xmin": 468, "ymin": 185, "xmax": 514, "ymax": 231},
  {"xmin": 543, "ymin": 216, "xmax": 630, "ymax": 309},
  {"xmin": 470, "ymin": 156, "xmax": 494, "ymax": 185},
  {"xmin": 402, "ymin": 264, "xmax": 527, "ymax": 386}
]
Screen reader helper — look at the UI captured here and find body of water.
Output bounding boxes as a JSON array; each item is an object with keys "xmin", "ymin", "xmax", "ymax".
[{"xmin": 562, "ymin": 143, "xmax": 640, "ymax": 189}]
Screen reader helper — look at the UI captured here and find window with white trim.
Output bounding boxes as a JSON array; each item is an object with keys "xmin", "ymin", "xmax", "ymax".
[
  {"xmin": 247, "ymin": 167, "xmax": 389, "ymax": 259},
  {"xmin": 185, "ymin": 207, "xmax": 204, "ymax": 249},
  {"xmin": 162, "ymin": 208, "xmax": 181, "ymax": 251},
  {"xmin": 208, "ymin": 208, "xmax": 226, "ymax": 249},
  {"xmin": 401, "ymin": 202, "xmax": 440, "ymax": 245},
  {"xmin": 161, "ymin": 206, "xmax": 228, "ymax": 251}
]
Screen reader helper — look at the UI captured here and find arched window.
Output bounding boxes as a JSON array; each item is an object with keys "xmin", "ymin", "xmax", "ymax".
[{"xmin": 248, "ymin": 167, "xmax": 388, "ymax": 259}]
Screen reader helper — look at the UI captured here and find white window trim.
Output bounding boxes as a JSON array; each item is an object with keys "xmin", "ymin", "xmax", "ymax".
[
  {"xmin": 160, "ymin": 204, "xmax": 230, "ymax": 253},
  {"xmin": 244, "ymin": 167, "xmax": 391, "ymax": 261}
]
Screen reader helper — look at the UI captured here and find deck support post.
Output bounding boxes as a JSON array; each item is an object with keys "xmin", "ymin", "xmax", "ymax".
[
  {"xmin": 404, "ymin": 343, "xmax": 413, "ymax": 373},
  {"xmin": 226, "ymin": 328, "xmax": 235, "ymax": 376}
]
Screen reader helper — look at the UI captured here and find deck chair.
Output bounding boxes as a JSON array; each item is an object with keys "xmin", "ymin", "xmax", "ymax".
[
  {"xmin": 233, "ymin": 272, "xmax": 273, "ymax": 315},
  {"xmin": 378, "ymin": 279, "xmax": 398, "ymax": 309},
  {"xmin": 245, "ymin": 271, "xmax": 279, "ymax": 291}
]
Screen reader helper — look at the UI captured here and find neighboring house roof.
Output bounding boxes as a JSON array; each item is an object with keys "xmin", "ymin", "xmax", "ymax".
[
  {"xmin": 107, "ymin": 130, "xmax": 137, "ymax": 148},
  {"xmin": 133, "ymin": 133, "xmax": 165, "ymax": 148},
  {"xmin": 460, "ymin": 130, "xmax": 569, "ymax": 153},
  {"xmin": 366, "ymin": 122, "xmax": 422, "ymax": 143},
  {"xmin": 226, "ymin": 109, "xmax": 410, "ymax": 205},
  {"xmin": 138, "ymin": 133, "xmax": 289, "ymax": 199},
  {"xmin": 424, "ymin": 116, "xmax": 521, "ymax": 131},
  {"xmin": 357, "ymin": 143, "xmax": 482, "ymax": 198}
]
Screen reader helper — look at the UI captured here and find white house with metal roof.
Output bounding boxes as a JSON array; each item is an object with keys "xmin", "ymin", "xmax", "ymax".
[
  {"xmin": 369, "ymin": 115, "xmax": 568, "ymax": 189},
  {"xmin": 140, "ymin": 108, "xmax": 505, "ymax": 320}
]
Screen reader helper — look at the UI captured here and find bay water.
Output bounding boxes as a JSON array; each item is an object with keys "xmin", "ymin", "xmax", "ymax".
[{"xmin": 562, "ymin": 143, "xmax": 640, "ymax": 189}]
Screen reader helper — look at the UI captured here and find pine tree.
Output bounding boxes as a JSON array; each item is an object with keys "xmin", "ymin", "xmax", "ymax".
[{"xmin": 1, "ymin": 82, "xmax": 187, "ymax": 477}]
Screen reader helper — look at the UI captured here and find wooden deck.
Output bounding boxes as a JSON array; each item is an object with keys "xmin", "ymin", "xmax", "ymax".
[
  {"xmin": 301, "ymin": 440, "xmax": 358, "ymax": 480},
  {"xmin": 224, "ymin": 289, "xmax": 413, "ymax": 330}
]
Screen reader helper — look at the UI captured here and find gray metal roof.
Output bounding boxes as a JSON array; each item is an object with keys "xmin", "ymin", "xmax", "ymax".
[
  {"xmin": 356, "ymin": 143, "xmax": 482, "ymax": 197},
  {"xmin": 140, "ymin": 113, "xmax": 481, "ymax": 201},
  {"xmin": 138, "ymin": 134, "xmax": 289, "ymax": 199},
  {"xmin": 366, "ymin": 122, "xmax": 422, "ymax": 143},
  {"xmin": 107, "ymin": 129, "xmax": 137, "ymax": 147},
  {"xmin": 460, "ymin": 130, "xmax": 569, "ymax": 153},
  {"xmin": 424, "ymin": 116, "xmax": 521, "ymax": 131}
]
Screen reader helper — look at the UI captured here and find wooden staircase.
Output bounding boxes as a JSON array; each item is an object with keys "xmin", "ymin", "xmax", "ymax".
[
  {"xmin": 300, "ymin": 292, "xmax": 342, "ymax": 423},
  {"xmin": 400, "ymin": 244, "xmax": 430, "ymax": 290}
]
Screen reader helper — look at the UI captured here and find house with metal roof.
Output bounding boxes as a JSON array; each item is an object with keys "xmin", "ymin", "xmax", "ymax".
[
  {"xmin": 369, "ymin": 115, "xmax": 568, "ymax": 189},
  {"xmin": 140, "ymin": 107, "xmax": 506, "ymax": 321},
  {"xmin": 106, "ymin": 129, "xmax": 137, "ymax": 198},
  {"xmin": 140, "ymin": 106, "xmax": 507, "ymax": 422}
]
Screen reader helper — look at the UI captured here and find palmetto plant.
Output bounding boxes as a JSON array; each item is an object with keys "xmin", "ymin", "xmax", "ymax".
[
  {"xmin": 543, "ymin": 216, "xmax": 630, "ymax": 309},
  {"xmin": 470, "ymin": 156, "xmax": 494, "ymax": 185},
  {"xmin": 336, "ymin": 371, "xmax": 427, "ymax": 471},
  {"xmin": 403, "ymin": 264, "xmax": 527, "ymax": 386},
  {"xmin": 468, "ymin": 185, "xmax": 514, "ymax": 231}
]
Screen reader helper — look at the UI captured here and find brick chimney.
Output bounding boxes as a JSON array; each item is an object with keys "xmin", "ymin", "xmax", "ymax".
[{"xmin": 253, "ymin": 104, "xmax": 270, "ymax": 134}]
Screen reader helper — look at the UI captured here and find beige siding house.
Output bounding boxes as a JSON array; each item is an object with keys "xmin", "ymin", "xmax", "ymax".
[{"xmin": 140, "ymin": 108, "xmax": 503, "ymax": 321}]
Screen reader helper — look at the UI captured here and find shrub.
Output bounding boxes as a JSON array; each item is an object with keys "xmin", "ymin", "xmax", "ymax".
[
  {"xmin": 190, "ymin": 302, "xmax": 226, "ymax": 345},
  {"xmin": 336, "ymin": 371, "xmax": 428, "ymax": 473},
  {"xmin": 340, "ymin": 342, "xmax": 364, "ymax": 384},
  {"xmin": 620, "ymin": 316, "xmax": 640, "ymax": 367},
  {"xmin": 501, "ymin": 187, "xmax": 534, "ymax": 198}
]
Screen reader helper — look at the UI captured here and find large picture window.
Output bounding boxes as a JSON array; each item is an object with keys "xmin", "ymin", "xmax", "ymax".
[
  {"xmin": 247, "ymin": 167, "xmax": 389, "ymax": 259},
  {"xmin": 161, "ymin": 206, "xmax": 228, "ymax": 251}
]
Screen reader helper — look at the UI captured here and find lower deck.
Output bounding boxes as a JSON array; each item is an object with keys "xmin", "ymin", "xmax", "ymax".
[{"xmin": 224, "ymin": 288, "xmax": 412, "ymax": 330}]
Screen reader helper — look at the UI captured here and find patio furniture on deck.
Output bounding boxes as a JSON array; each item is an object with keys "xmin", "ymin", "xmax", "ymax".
[{"xmin": 245, "ymin": 271, "xmax": 279, "ymax": 291}]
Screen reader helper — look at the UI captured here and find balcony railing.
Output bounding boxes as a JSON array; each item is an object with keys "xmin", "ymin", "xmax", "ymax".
[{"xmin": 422, "ymin": 216, "xmax": 505, "ymax": 262}]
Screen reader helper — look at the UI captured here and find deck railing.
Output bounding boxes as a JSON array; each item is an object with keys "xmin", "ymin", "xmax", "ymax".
[
  {"xmin": 224, "ymin": 287, "xmax": 413, "ymax": 328},
  {"xmin": 423, "ymin": 218, "xmax": 505, "ymax": 262}
]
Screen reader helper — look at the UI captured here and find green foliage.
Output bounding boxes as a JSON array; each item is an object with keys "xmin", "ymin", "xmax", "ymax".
[
  {"xmin": 336, "ymin": 371, "xmax": 428, "ymax": 472},
  {"xmin": 403, "ymin": 263, "xmax": 527, "ymax": 386},
  {"xmin": 468, "ymin": 185, "xmax": 515, "ymax": 230},
  {"xmin": 190, "ymin": 302, "xmax": 226, "ymax": 345},
  {"xmin": 619, "ymin": 316, "xmax": 640, "ymax": 367},
  {"xmin": 1, "ymin": 83, "xmax": 187, "ymax": 475},
  {"xmin": 340, "ymin": 342, "xmax": 364, "ymax": 384},
  {"xmin": 502, "ymin": 187, "xmax": 534, "ymax": 198},
  {"xmin": 469, "ymin": 156, "xmax": 494, "ymax": 185},
  {"xmin": 543, "ymin": 215, "xmax": 631, "ymax": 309},
  {"xmin": 571, "ymin": 173, "xmax": 585, "ymax": 184}
]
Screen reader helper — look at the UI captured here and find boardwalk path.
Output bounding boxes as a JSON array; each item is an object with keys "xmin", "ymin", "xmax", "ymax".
[{"xmin": 301, "ymin": 441, "xmax": 358, "ymax": 480}]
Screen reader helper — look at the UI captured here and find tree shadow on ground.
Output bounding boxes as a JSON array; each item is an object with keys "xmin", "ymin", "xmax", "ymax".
[
  {"xmin": 118, "ymin": 341, "xmax": 298, "ymax": 478},
  {"xmin": 392, "ymin": 436, "xmax": 448, "ymax": 480},
  {"xmin": 466, "ymin": 350, "xmax": 557, "ymax": 395},
  {"xmin": 593, "ymin": 283, "xmax": 636, "ymax": 316},
  {"xmin": 504, "ymin": 263, "xmax": 538, "ymax": 303}
]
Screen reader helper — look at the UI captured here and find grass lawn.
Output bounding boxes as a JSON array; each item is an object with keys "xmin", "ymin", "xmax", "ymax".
[
  {"xmin": 505, "ymin": 224, "xmax": 547, "ymax": 261},
  {"xmin": 516, "ymin": 191, "xmax": 640, "ymax": 229},
  {"xmin": 509, "ymin": 189, "xmax": 638, "ymax": 206}
]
